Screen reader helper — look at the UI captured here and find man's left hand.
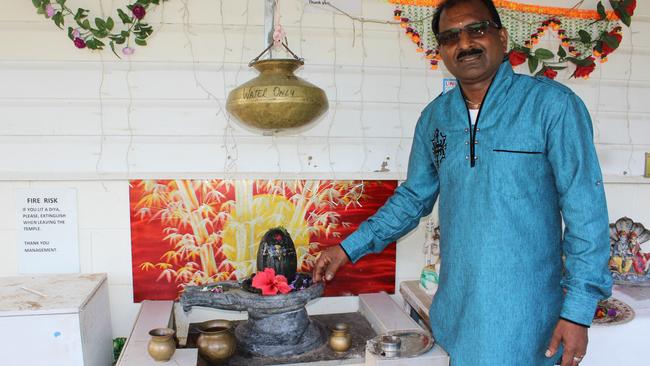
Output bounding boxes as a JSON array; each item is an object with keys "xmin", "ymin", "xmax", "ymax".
[{"xmin": 545, "ymin": 318, "xmax": 588, "ymax": 366}]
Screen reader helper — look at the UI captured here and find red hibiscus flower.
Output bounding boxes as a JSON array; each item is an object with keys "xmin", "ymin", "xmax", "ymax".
[
  {"xmin": 542, "ymin": 67, "xmax": 558, "ymax": 80},
  {"xmin": 622, "ymin": 0, "xmax": 636, "ymax": 16},
  {"xmin": 601, "ymin": 30, "xmax": 623, "ymax": 56},
  {"xmin": 508, "ymin": 50, "xmax": 527, "ymax": 67},
  {"xmin": 252, "ymin": 268, "xmax": 292, "ymax": 296},
  {"xmin": 73, "ymin": 37, "xmax": 86, "ymax": 49},
  {"xmin": 573, "ymin": 57, "xmax": 596, "ymax": 79},
  {"xmin": 132, "ymin": 4, "xmax": 146, "ymax": 20},
  {"xmin": 614, "ymin": 0, "xmax": 636, "ymax": 19}
]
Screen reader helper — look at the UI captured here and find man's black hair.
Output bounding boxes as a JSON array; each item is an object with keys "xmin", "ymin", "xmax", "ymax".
[{"xmin": 431, "ymin": 0, "xmax": 502, "ymax": 36}]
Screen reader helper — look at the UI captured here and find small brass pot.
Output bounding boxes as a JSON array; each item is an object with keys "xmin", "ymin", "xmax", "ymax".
[
  {"xmin": 197, "ymin": 320, "xmax": 236, "ymax": 365},
  {"xmin": 147, "ymin": 328, "xmax": 176, "ymax": 362},
  {"xmin": 329, "ymin": 322, "xmax": 352, "ymax": 353}
]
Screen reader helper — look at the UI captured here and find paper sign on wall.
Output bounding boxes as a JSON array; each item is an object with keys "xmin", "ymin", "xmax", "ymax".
[
  {"xmin": 443, "ymin": 78, "xmax": 457, "ymax": 94},
  {"xmin": 304, "ymin": 0, "xmax": 361, "ymax": 15},
  {"xmin": 16, "ymin": 188, "xmax": 79, "ymax": 274}
]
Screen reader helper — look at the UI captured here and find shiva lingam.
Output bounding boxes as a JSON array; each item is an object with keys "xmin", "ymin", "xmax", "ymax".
[{"xmin": 181, "ymin": 227, "xmax": 327, "ymax": 357}]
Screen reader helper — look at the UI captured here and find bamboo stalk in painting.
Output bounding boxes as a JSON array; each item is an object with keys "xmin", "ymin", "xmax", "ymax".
[{"xmin": 134, "ymin": 179, "xmax": 365, "ymax": 288}]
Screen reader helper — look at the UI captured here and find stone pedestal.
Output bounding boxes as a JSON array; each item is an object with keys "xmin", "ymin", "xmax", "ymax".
[{"xmin": 180, "ymin": 280, "xmax": 326, "ymax": 357}]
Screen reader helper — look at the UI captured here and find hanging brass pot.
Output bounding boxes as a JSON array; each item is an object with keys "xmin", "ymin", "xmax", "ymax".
[{"xmin": 226, "ymin": 56, "xmax": 328, "ymax": 131}]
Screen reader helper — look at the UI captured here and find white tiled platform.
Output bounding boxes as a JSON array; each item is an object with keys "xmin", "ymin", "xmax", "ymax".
[
  {"xmin": 116, "ymin": 300, "xmax": 198, "ymax": 366},
  {"xmin": 360, "ymin": 293, "xmax": 448, "ymax": 366},
  {"xmin": 117, "ymin": 293, "xmax": 448, "ymax": 366}
]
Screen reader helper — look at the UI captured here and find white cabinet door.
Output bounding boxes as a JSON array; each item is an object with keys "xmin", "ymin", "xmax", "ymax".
[{"xmin": 0, "ymin": 312, "xmax": 84, "ymax": 366}]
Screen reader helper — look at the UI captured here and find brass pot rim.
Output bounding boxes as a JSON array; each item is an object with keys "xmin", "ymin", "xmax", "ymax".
[
  {"xmin": 198, "ymin": 319, "xmax": 233, "ymax": 333},
  {"xmin": 331, "ymin": 322, "xmax": 350, "ymax": 332},
  {"xmin": 149, "ymin": 327, "xmax": 175, "ymax": 337},
  {"xmin": 250, "ymin": 58, "xmax": 305, "ymax": 67}
]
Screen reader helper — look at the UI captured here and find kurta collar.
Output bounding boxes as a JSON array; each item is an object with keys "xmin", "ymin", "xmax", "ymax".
[{"xmin": 450, "ymin": 59, "xmax": 514, "ymax": 129}]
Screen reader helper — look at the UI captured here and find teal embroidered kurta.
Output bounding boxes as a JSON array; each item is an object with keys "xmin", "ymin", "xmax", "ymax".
[{"xmin": 341, "ymin": 61, "xmax": 612, "ymax": 365}]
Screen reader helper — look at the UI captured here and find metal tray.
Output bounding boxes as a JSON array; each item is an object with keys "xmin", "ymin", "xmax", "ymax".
[{"xmin": 366, "ymin": 330, "xmax": 434, "ymax": 359}]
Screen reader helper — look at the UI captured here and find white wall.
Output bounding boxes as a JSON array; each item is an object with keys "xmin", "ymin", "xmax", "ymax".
[{"xmin": 0, "ymin": 0, "xmax": 648, "ymax": 337}]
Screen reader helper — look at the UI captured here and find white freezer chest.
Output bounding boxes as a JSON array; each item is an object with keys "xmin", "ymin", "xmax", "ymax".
[{"xmin": 0, "ymin": 273, "xmax": 113, "ymax": 366}]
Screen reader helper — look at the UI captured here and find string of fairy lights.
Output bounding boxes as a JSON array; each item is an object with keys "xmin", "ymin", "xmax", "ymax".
[{"xmin": 81, "ymin": 0, "xmax": 639, "ymax": 178}]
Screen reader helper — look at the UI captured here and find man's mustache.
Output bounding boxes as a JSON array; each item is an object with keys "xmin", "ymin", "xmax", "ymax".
[{"xmin": 457, "ymin": 48, "xmax": 483, "ymax": 60}]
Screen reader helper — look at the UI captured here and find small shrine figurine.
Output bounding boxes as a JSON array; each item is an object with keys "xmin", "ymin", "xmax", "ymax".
[
  {"xmin": 420, "ymin": 218, "xmax": 441, "ymax": 295},
  {"xmin": 609, "ymin": 217, "xmax": 650, "ymax": 284}
]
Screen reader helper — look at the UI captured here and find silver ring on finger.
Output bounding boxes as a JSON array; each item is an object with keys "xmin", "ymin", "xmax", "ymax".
[{"xmin": 573, "ymin": 355, "xmax": 584, "ymax": 363}]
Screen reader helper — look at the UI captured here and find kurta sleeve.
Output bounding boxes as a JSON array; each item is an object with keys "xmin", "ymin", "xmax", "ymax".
[
  {"xmin": 341, "ymin": 111, "xmax": 440, "ymax": 263},
  {"xmin": 546, "ymin": 93, "xmax": 613, "ymax": 326}
]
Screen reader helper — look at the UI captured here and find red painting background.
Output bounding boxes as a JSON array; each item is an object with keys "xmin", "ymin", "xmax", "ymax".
[{"xmin": 130, "ymin": 179, "xmax": 397, "ymax": 302}]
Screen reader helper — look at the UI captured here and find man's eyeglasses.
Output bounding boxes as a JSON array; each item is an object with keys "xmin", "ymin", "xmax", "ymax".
[{"xmin": 436, "ymin": 20, "xmax": 501, "ymax": 46}]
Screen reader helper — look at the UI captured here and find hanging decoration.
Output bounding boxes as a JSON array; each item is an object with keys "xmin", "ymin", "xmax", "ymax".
[
  {"xmin": 31, "ymin": 0, "xmax": 166, "ymax": 57},
  {"xmin": 225, "ymin": 53, "xmax": 329, "ymax": 131},
  {"xmin": 389, "ymin": 0, "xmax": 636, "ymax": 79},
  {"xmin": 225, "ymin": 0, "xmax": 328, "ymax": 131}
]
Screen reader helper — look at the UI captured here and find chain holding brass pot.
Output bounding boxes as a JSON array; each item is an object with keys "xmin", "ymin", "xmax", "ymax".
[{"xmin": 226, "ymin": 41, "xmax": 328, "ymax": 131}]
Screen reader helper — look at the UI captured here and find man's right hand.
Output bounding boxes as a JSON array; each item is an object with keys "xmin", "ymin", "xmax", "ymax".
[{"xmin": 312, "ymin": 245, "xmax": 350, "ymax": 282}]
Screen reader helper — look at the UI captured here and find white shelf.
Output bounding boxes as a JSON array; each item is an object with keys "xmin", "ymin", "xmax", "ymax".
[
  {"xmin": 3, "ymin": 173, "xmax": 647, "ymax": 184},
  {"xmin": 603, "ymin": 175, "xmax": 650, "ymax": 184}
]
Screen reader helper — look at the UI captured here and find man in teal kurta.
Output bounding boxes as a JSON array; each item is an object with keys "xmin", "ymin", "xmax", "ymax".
[{"xmin": 312, "ymin": 0, "xmax": 612, "ymax": 365}]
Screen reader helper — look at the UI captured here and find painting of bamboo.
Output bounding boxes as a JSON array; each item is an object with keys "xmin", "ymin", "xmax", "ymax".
[{"xmin": 130, "ymin": 179, "xmax": 397, "ymax": 301}]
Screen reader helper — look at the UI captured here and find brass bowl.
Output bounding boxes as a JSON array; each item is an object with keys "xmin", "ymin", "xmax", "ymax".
[{"xmin": 197, "ymin": 320, "xmax": 236, "ymax": 365}]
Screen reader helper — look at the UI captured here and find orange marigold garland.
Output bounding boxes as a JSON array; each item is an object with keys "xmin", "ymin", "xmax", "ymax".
[
  {"xmin": 389, "ymin": 0, "xmax": 619, "ymax": 20},
  {"xmin": 395, "ymin": 7, "xmax": 442, "ymax": 70},
  {"xmin": 390, "ymin": 0, "xmax": 635, "ymax": 79}
]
